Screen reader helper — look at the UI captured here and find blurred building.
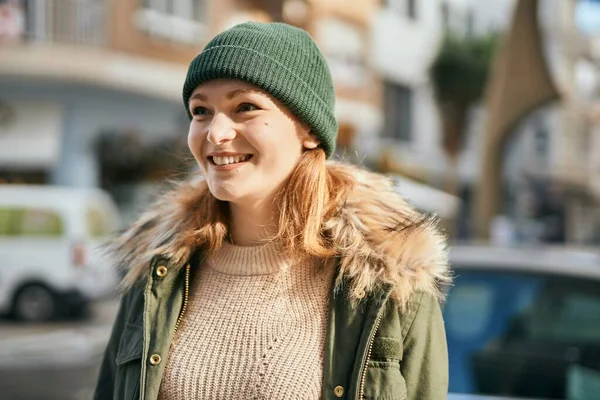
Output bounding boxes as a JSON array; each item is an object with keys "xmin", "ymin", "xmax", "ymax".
[
  {"xmin": 5, "ymin": 0, "xmax": 596, "ymax": 242},
  {"xmin": 0, "ymin": 0, "xmax": 382, "ymax": 222},
  {"xmin": 0, "ymin": 0, "xmax": 382, "ymax": 184},
  {"xmin": 365, "ymin": 0, "xmax": 443, "ymax": 179},
  {"xmin": 0, "ymin": 0, "xmax": 205, "ymax": 188},
  {"xmin": 500, "ymin": 0, "xmax": 600, "ymax": 244},
  {"xmin": 239, "ymin": 0, "xmax": 382, "ymax": 157},
  {"xmin": 369, "ymin": 0, "xmax": 600, "ymax": 245},
  {"xmin": 365, "ymin": 0, "xmax": 513, "ymax": 179},
  {"xmin": 363, "ymin": 0, "xmax": 513, "ymax": 233}
]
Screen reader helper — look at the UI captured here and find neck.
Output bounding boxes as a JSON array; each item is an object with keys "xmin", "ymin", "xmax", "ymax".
[{"xmin": 228, "ymin": 196, "xmax": 278, "ymax": 246}]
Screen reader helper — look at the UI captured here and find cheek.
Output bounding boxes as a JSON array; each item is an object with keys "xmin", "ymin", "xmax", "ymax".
[
  {"xmin": 252, "ymin": 130, "xmax": 303, "ymax": 179},
  {"xmin": 250, "ymin": 121, "xmax": 302, "ymax": 160},
  {"xmin": 187, "ymin": 123, "xmax": 205, "ymax": 161}
]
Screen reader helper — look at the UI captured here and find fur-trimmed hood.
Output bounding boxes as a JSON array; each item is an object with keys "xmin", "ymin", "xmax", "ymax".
[{"xmin": 112, "ymin": 162, "xmax": 451, "ymax": 308}]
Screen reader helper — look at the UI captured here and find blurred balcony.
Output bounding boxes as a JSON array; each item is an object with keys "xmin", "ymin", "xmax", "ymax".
[
  {"xmin": 134, "ymin": 7, "xmax": 206, "ymax": 45},
  {"xmin": 0, "ymin": 0, "xmax": 196, "ymax": 101},
  {"xmin": 19, "ymin": 0, "xmax": 108, "ymax": 47}
]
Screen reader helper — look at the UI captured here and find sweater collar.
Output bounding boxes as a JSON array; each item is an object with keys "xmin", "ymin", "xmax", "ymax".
[{"xmin": 207, "ymin": 241, "xmax": 295, "ymax": 276}]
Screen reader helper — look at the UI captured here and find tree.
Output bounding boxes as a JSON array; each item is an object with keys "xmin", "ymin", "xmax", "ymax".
[{"xmin": 429, "ymin": 32, "xmax": 498, "ymax": 195}]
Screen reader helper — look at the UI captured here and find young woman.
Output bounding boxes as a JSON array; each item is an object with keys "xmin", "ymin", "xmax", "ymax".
[{"xmin": 95, "ymin": 22, "xmax": 451, "ymax": 400}]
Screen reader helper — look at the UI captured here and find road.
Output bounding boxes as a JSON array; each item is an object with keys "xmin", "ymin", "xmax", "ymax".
[{"xmin": 0, "ymin": 298, "xmax": 119, "ymax": 400}]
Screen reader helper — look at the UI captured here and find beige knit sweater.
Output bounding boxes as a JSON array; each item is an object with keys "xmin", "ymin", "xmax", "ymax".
[{"xmin": 158, "ymin": 242, "xmax": 335, "ymax": 400}]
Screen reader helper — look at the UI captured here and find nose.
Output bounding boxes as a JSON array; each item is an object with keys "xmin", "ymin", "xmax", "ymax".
[{"xmin": 207, "ymin": 113, "xmax": 236, "ymax": 145}]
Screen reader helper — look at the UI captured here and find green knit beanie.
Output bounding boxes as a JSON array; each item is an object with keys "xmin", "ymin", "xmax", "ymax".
[{"xmin": 183, "ymin": 22, "xmax": 338, "ymax": 158}]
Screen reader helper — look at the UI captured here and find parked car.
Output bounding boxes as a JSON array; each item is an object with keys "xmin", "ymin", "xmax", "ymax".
[
  {"xmin": 0, "ymin": 185, "xmax": 121, "ymax": 322},
  {"xmin": 446, "ymin": 245, "xmax": 600, "ymax": 400}
]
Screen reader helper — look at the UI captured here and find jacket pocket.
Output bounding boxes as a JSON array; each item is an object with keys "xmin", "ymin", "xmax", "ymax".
[
  {"xmin": 363, "ymin": 361, "xmax": 407, "ymax": 400},
  {"xmin": 114, "ymin": 323, "xmax": 144, "ymax": 400},
  {"xmin": 363, "ymin": 337, "xmax": 407, "ymax": 400}
]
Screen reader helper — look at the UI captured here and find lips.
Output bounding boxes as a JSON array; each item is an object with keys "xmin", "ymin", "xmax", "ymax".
[{"xmin": 208, "ymin": 154, "xmax": 253, "ymax": 166}]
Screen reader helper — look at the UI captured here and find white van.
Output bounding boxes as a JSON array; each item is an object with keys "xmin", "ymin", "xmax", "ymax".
[{"xmin": 0, "ymin": 185, "xmax": 121, "ymax": 322}]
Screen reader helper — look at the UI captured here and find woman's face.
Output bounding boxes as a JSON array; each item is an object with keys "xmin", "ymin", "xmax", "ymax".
[{"xmin": 188, "ymin": 79, "xmax": 319, "ymax": 204}]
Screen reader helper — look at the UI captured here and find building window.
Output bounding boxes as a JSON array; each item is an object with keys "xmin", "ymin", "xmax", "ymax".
[
  {"xmin": 316, "ymin": 18, "xmax": 367, "ymax": 89},
  {"xmin": 466, "ymin": 9, "xmax": 475, "ymax": 36},
  {"xmin": 384, "ymin": 82, "xmax": 413, "ymax": 142},
  {"xmin": 140, "ymin": 0, "xmax": 205, "ymax": 21},
  {"xmin": 441, "ymin": 2, "xmax": 450, "ymax": 29},
  {"xmin": 385, "ymin": 0, "xmax": 417, "ymax": 20},
  {"xmin": 407, "ymin": 0, "xmax": 417, "ymax": 20},
  {"xmin": 192, "ymin": 0, "xmax": 205, "ymax": 22},
  {"xmin": 533, "ymin": 116, "xmax": 549, "ymax": 162},
  {"xmin": 136, "ymin": 0, "xmax": 207, "ymax": 44}
]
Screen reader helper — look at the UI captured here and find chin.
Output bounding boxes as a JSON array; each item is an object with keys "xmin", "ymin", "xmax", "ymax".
[
  {"xmin": 209, "ymin": 188, "xmax": 238, "ymax": 202},
  {"xmin": 207, "ymin": 182, "xmax": 244, "ymax": 203}
]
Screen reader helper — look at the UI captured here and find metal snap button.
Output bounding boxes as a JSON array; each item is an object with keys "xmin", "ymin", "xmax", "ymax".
[
  {"xmin": 149, "ymin": 354, "xmax": 161, "ymax": 365},
  {"xmin": 156, "ymin": 266, "xmax": 168, "ymax": 277},
  {"xmin": 334, "ymin": 385, "xmax": 344, "ymax": 397}
]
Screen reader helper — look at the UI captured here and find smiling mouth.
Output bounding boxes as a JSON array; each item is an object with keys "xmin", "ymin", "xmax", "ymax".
[{"xmin": 209, "ymin": 154, "xmax": 253, "ymax": 166}]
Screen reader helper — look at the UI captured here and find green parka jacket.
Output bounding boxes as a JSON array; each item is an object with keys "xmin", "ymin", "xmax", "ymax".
[{"xmin": 94, "ymin": 163, "xmax": 451, "ymax": 400}]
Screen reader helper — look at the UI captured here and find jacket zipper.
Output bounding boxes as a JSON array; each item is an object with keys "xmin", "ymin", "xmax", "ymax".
[
  {"xmin": 357, "ymin": 308, "xmax": 384, "ymax": 400},
  {"xmin": 172, "ymin": 263, "xmax": 191, "ymax": 339},
  {"xmin": 140, "ymin": 268, "xmax": 154, "ymax": 400},
  {"xmin": 140, "ymin": 263, "xmax": 191, "ymax": 400}
]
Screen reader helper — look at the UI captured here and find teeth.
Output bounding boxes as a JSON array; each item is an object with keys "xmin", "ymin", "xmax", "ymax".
[{"xmin": 212, "ymin": 155, "xmax": 250, "ymax": 165}]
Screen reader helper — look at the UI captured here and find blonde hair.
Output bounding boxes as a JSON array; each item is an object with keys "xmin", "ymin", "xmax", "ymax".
[{"xmin": 190, "ymin": 148, "xmax": 353, "ymax": 258}]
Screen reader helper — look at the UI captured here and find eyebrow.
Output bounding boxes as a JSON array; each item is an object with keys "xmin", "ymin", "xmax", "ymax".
[
  {"xmin": 189, "ymin": 88, "xmax": 262, "ymax": 103},
  {"xmin": 226, "ymin": 89, "xmax": 256, "ymax": 99},
  {"xmin": 189, "ymin": 92, "xmax": 204, "ymax": 101}
]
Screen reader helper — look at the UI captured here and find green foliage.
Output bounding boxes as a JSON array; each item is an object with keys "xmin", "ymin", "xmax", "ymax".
[{"xmin": 429, "ymin": 32, "xmax": 499, "ymax": 105}]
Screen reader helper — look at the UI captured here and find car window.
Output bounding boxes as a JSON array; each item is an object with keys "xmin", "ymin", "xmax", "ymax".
[
  {"xmin": 86, "ymin": 206, "xmax": 113, "ymax": 238},
  {"xmin": 444, "ymin": 268, "xmax": 600, "ymax": 399},
  {"xmin": 0, "ymin": 207, "xmax": 64, "ymax": 237},
  {"xmin": 0, "ymin": 208, "xmax": 10, "ymax": 235}
]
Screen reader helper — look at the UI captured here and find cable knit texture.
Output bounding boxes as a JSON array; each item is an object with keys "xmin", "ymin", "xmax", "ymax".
[{"xmin": 157, "ymin": 241, "xmax": 335, "ymax": 400}]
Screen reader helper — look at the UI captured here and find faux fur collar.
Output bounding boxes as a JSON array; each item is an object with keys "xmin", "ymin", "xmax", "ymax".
[{"xmin": 113, "ymin": 162, "xmax": 450, "ymax": 308}]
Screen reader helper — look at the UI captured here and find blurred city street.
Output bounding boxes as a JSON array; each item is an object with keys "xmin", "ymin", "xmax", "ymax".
[
  {"xmin": 1, "ymin": 0, "xmax": 600, "ymax": 398},
  {"xmin": 0, "ymin": 299, "xmax": 118, "ymax": 400}
]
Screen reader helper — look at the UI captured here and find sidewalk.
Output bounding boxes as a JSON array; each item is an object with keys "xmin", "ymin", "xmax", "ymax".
[
  {"xmin": 0, "ymin": 325, "xmax": 112, "ymax": 368},
  {"xmin": 0, "ymin": 299, "xmax": 118, "ymax": 399}
]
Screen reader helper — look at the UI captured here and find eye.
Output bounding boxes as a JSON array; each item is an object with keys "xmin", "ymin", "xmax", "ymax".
[
  {"xmin": 237, "ymin": 103, "xmax": 259, "ymax": 113},
  {"xmin": 191, "ymin": 106, "xmax": 210, "ymax": 117}
]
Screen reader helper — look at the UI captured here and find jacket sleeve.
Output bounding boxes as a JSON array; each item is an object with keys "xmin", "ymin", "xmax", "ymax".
[
  {"xmin": 94, "ymin": 294, "xmax": 129, "ymax": 400},
  {"xmin": 400, "ymin": 292, "xmax": 449, "ymax": 400}
]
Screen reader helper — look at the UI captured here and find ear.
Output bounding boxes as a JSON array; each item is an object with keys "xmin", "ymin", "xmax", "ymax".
[
  {"xmin": 298, "ymin": 123, "xmax": 320, "ymax": 149},
  {"xmin": 303, "ymin": 136, "xmax": 320, "ymax": 149}
]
